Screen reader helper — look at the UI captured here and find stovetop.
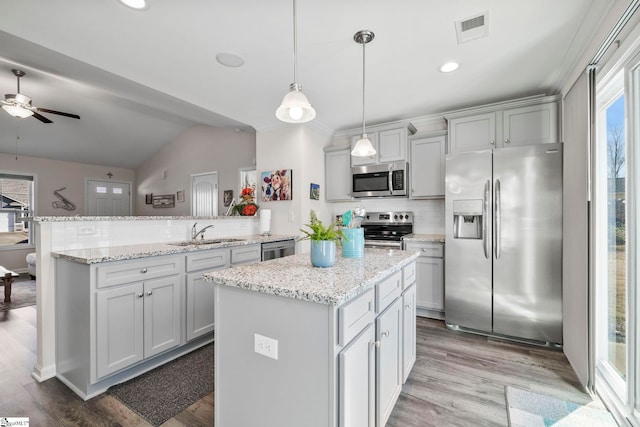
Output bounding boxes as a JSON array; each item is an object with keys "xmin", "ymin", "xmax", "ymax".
[{"xmin": 361, "ymin": 211, "xmax": 414, "ymax": 225}]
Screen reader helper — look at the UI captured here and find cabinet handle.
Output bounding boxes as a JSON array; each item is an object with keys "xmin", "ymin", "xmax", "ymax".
[
  {"xmin": 137, "ymin": 293, "xmax": 143, "ymax": 298},
  {"xmin": 372, "ymin": 340, "xmax": 381, "ymax": 348},
  {"xmin": 490, "ymin": 140, "xmax": 495, "ymax": 145},
  {"xmin": 140, "ymin": 268, "xmax": 148, "ymax": 273},
  {"xmin": 504, "ymin": 138, "xmax": 510, "ymax": 144},
  {"xmin": 405, "ymin": 303, "xmax": 412, "ymax": 309},
  {"xmin": 381, "ymin": 330, "xmax": 390, "ymax": 339},
  {"xmin": 146, "ymin": 290, "xmax": 153, "ymax": 296}
]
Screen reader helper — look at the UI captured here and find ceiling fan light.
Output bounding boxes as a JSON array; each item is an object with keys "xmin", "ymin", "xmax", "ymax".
[
  {"xmin": 2, "ymin": 105, "xmax": 34, "ymax": 118},
  {"xmin": 351, "ymin": 134, "xmax": 376, "ymax": 157},
  {"xmin": 275, "ymin": 88, "xmax": 316, "ymax": 123}
]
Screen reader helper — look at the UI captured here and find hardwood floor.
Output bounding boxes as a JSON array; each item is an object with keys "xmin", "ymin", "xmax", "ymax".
[{"xmin": 0, "ymin": 306, "xmax": 598, "ymax": 426}]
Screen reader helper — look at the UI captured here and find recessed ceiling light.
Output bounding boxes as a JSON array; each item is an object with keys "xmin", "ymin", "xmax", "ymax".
[
  {"xmin": 439, "ymin": 62, "xmax": 460, "ymax": 73},
  {"xmin": 216, "ymin": 52, "xmax": 245, "ymax": 68},
  {"xmin": 118, "ymin": 0, "xmax": 148, "ymax": 10}
]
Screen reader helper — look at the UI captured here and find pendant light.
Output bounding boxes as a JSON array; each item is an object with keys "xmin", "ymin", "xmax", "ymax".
[
  {"xmin": 351, "ymin": 30, "xmax": 376, "ymax": 157},
  {"xmin": 276, "ymin": 0, "xmax": 316, "ymax": 123}
]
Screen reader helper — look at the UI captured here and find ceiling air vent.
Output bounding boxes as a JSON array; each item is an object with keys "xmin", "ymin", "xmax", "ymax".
[{"xmin": 455, "ymin": 11, "xmax": 489, "ymax": 44}]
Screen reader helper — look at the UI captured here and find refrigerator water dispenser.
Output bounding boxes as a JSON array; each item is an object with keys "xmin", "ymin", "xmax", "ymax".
[{"xmin": 452, "ymin": 199, "xmax": 483, "ymax": 239}]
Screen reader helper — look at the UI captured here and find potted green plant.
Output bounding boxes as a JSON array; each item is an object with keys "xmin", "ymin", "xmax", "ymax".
[{"xmin": 299, "ymin": 210, "xmax": 345, "ymax": 267}]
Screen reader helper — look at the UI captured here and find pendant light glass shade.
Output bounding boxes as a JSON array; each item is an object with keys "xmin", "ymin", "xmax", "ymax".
[
  {"xmin": 276, "ymin": 0, "xmax": 316, "ymax": 124},
  {"xmin": 2, "ymin": 105, "xmax": 34, "ymax": 118},
  {"xmin": 351, "ymin": 30, "xmax": 376, "ymax": 157},
  {"xmin": 276, "ymin": 83, "xmax": 316, "ymax": 123}
]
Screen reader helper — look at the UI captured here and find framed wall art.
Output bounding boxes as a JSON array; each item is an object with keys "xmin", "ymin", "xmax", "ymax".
[
  {"xmin": 261, "ymin": 169, "xmax": 292, "ymax": 201},
  {"xmin": 152, "ymin": 194, "xmax": 175, "ymax": 208},
  {"xmin": 145, "ymin": 194, "xmax": 153, "ymax": 205},
  {"xmin": 176, "ymin": 190, "xmax": 185, "ymax": 203},
  {"xmin": 310, "ymin": 183, "xmax": 320, "ymax": 200}
]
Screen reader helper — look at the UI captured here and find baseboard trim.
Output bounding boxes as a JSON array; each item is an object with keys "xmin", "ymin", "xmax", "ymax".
[{"xmin": 32, "ymin": 363, "xmax": 56, "ymax": 382}]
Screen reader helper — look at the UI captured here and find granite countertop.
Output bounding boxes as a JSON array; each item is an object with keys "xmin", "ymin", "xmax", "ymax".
[
  {"xmin": 51, "ymin": 234, "xmax": 297, "ymax": 264},
  {"xmin": 203, "ymin": 249, "xmax": 420, "ymax": 306},
  {"xmin": 403, "ymin": 234, "xmax": 445, "ymax": 243},
  {"xmin": 33, "ymin": 215, "xmax": 257, "ymax": 222}
]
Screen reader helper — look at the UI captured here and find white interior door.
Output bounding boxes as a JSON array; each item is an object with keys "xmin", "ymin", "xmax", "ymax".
[
  {"xmin": 191, "ymin": 172, "xmax": 218, "ymax": 216},
  {"xmin": 87, "ymin": 180, "xmax": 131, "ymax": 216}
]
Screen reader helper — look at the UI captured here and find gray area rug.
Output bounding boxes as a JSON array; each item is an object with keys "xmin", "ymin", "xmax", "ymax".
[
  {"xmin": 0, "ymin": 275, "xmax": 36, "ymax": 312},
  {"xmin": 505, "ymin": 386, "xmax": 617, "ymax": 426},
  {"xmin": 108, "ymin": 343, "xmax": 214, "ymax": 426}
]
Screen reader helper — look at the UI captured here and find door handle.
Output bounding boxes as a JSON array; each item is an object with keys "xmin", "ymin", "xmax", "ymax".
[
  {"xmin": 494, "ymin": 179, "xmax": 501, "ymax": 259},
  {"xmin": 482, "ymin": 180, "xmax": 490, "ymax": 259}
]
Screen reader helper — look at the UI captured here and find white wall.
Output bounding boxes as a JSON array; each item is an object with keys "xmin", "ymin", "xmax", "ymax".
[
  {"xmin": 256, "ymin": 125, "xmax": 331, "ymax": 253},
  {"xmin": 135, "ymin": 125, "xmax": 256, "ymax": 216}
]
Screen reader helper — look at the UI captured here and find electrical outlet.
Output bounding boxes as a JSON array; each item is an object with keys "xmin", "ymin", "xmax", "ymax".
[
  {"xmin": 78, "ymin": 225, "xmax": 96, "ymax": 235},
  {"xmin": 254, "ymin": 333, "xmax": 278, "ymax": 360}
]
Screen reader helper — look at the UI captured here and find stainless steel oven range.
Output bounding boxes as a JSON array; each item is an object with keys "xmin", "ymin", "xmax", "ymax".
[{"xmin": 361, "ymin": 211, "xmax": 413, "ymax": 249}]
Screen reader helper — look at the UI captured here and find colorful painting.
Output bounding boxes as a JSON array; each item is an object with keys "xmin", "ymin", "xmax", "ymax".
[
  {"xmin": 261, "ymin": 169, "xmax": 292, "ymax": 201},
  {"xmin": 310, "ymin": 183, "xmax": 320, "ymax": 200}
]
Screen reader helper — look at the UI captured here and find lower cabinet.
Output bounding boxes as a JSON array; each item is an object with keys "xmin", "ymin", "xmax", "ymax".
[
  {"xmin": 338, "ymin": 262, "xmax": 416, "ymax": 427},
  {"xmin": 96, "ymin": 274, "xmax": 182, "ymax": 378},
  {"xmin": 404, "ymin": 242, "xmax": 445, "ymax": 319}
]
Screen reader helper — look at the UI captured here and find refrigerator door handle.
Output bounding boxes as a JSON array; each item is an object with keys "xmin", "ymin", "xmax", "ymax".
[
  {"xmin": 483, "ymin": 179, "xmax": 490, "ymax": 259},
  {"xmin": 494, "ymin": 179, "xmax": 501, "ymax": 259}
]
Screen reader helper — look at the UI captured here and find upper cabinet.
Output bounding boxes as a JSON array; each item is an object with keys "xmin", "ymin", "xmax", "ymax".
[
  {"xmin": 409, "ymin": 131, "xmax": 447, "ymax": 199},
  {"xmin": 349, "ymin": 122, "xmax": 417, "ymax": 166},
  {"xmin": 445, "ymin": 95, "xmax": 560, "ymax": 154},
  {"xmin": 324, "ymin": 144, "xmax": 353, "ymax": 202}
]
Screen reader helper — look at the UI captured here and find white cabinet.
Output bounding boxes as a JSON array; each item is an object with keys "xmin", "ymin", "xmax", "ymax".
[
  {"xmin": 325, "ymin": 145, "xmax": 352, "ymax": 201},
  {"xmin": 446, "ymin": 95, "xmax": 560, "ymax": 154},
  {"xmin": 185, "ymin": 248, "xmax": 229, "ymax": 341},
  {"xmin": 402, "ymin": 283, "xmax": 416, "ymax": 383},
  {"xmin": 337, "ymin": 262, "xmax": 415, "ymax": 427},
  {"xmin": 96, "ymin": 270, "xmax": 181, "ymax": 379},
  {"xmin": 350, "ymin": 123, "xmax": 416, "ymax": 166},
  {"xmin": 409, "ymin": 132, "xmax": 447, "ymax": 198},
  {"xmin": 231, "ymin": 244, "xmax": 261, "ymax": 265},
  {"xmin": 405, "ymin": 241, "xmax": 445, "ymax": 319},
  {"xmin": 339, "ymin": 323, "xmax": 375, "ymax": 427},
  {"xmin": 376, "ymin": 297, "xmax": 403, "ymax": 427}
]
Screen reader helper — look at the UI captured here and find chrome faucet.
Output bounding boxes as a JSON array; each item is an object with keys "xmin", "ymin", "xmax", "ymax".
[{"xmin": 191, "ymin": 223, "xmax": 214, "ymax": 240}]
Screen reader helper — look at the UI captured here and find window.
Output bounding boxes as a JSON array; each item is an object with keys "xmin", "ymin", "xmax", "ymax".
[{"xmin": 0, "ymin": 173, "xmax": 34, "ymax": 248}]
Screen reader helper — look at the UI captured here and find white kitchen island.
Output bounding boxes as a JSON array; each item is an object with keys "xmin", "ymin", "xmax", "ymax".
[{"xmin": 204, "ymin": 249, "xmax": 419, "ymax": 427}]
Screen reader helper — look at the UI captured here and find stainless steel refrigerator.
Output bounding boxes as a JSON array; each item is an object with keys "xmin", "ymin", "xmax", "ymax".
[{"xmin": 444, "ymin": 143, "xmax": 563, "ymax": 345}]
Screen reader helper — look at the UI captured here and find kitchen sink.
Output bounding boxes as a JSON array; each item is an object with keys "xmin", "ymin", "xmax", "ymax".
[{"xmin": 169, "ymin": 238, "xmax": 246, "ymax": 246}]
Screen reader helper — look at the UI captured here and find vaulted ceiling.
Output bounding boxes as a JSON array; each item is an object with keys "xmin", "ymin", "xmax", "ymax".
[{"xmin": 0, "ymin": 0, "xmax": 615, "ymax": 168}]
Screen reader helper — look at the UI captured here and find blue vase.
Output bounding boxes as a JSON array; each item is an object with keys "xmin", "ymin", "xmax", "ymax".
[
  {"xmin": 310, "ymin": 240, "xmax": 336, "ymax": 267},
  {"xmin": 341, "ymin": 228, "xmax": 364, "ymax": 258}
]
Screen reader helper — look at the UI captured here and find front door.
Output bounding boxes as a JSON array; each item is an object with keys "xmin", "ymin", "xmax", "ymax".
[{"xmin": 87, "ymin": 180, "xmax": 131, "ymax": 216}]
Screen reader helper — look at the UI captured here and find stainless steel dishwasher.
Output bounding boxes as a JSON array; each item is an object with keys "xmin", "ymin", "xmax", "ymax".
[{"xmin": 261, "ymin": 239, "xmax": 296, "ymax": 261}]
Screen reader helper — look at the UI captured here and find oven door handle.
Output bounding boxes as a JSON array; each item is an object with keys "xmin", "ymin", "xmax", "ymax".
[{"xmin": 364, "ymin": 240, "xmax": 402, "ymax": 249}]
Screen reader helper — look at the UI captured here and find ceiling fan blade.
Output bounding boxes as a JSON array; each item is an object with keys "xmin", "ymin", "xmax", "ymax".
[
  {"xmin": 31, "ymin": 111, "xmax": 53, "ymax": 123},
  {"xmin": 36, "ymin": 108, "xmax": 80, "ymax": 120}
]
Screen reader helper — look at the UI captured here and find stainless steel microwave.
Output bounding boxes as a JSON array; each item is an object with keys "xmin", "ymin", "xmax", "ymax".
[{"xmin": 351, "ymin": 161, "xmax": 408, "ymax": 198}]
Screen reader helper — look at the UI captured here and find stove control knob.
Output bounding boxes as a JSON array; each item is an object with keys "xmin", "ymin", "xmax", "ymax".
[{"xmin": 394, "ymin": 215, "xmax": 398, "ymax": 219}]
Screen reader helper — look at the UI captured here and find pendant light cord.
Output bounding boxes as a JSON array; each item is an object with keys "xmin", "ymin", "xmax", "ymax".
[
  {"xmin": 361, "ymin": 39, "xmax": 366, "ymax": 136},
  {"xmin": 293, "ymin": 0, "xmax": 298, "ymax": 83}
]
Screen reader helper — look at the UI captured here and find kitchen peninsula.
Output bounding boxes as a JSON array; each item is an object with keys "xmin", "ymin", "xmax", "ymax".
[{"xmin": 204, "ymin": 249, "xmax": 419, "ymax": 427}]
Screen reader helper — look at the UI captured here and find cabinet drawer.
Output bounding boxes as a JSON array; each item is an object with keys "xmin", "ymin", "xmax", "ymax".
[
  {"xmin": 231, "ymin": 244, "xmax": 261, "ymax": 265},
  {"xmin": 376, "ymin": 271, "xmax": 402, "ymax": 313},
  {"xmin": 97, "ymin": 256, "xmax": 181, "ymax": 288},
  {"xmin": 338, "ymin": 288, "xmax": 375, "ymax": 347},
  {"xmin": 403, "ymin": 262, "xmax": 416, "ymax": 289},
  {"xmin": 186, "ymin": 248, "xmax": 229, "ymax": 272},
  {"xmin": 405, "ymin": 243, "xmax": 444, "ymax": 258}
]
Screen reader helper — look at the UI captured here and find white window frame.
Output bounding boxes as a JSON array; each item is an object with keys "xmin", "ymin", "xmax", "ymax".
[{"xmin": 0, "ymin": 171, "xmax": 36, "ymax": 251}]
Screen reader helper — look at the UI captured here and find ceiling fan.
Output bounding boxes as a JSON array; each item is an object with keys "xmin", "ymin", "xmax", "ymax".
[{"xmin": 1, "ymin": 68, "xmax": 80, "ymax": 123}]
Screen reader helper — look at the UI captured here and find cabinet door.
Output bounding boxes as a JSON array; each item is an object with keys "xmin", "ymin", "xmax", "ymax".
[
  {"xmin": 376, "ymin": 297, "xmax": 402, "ymax": 427},
  {"xmin": 410, "ymin": 135, "xmax": 446, "ymax": 198},
  {"xmin": 325, "ymin": 147, "xmax": 353, "ymax": 201},
  {"xmin": 378, "ymin": 127, "xmax": 407, "ymax": 163},
  {"xmin": 350, "ymin": 133, "xmax": 379, "ymax": 166},
  {"xmin": 415, "ymin": 256, "xmax": 444, "ymax": 311},
  {"xmin": 339, "ymin": 323, "xmax": 375, "ymax": 427},
  {"xmin": 96, "ymin": 283, "xmax": 144, "ymax": 379},
  {"xmin": 502, "ymin": 102, "xmax": 558, "ymax": 147},
  {"xmin": 144, "ymin": 275, "xmax": 181, "ymax": 358},
  {"xmin": 402, "ymin": 284, "xmax": 416, "ymax": 383},
  {"xmin": 448, "ymin": 113, "xmax": 496, "ymax": 153},
  {"xmin": 186, "ymin": 271, "xmax": 216, "ymax": 341}
]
